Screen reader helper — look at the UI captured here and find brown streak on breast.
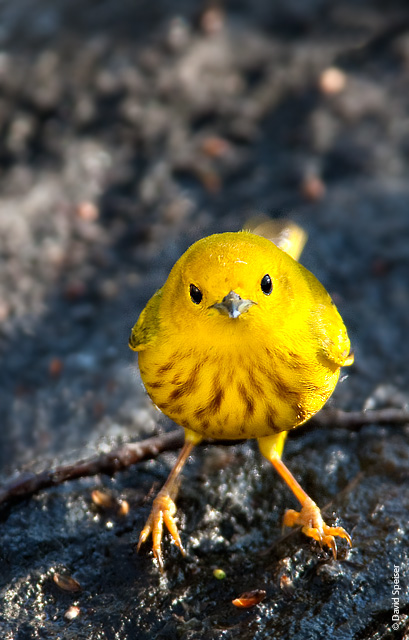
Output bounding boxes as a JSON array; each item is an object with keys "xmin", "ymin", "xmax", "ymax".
[
  {"xmin": 265, "ymin": 406, "xmax": 279, "ymax": 432},
  {"xmin": 157, "ymin": 360, "xmax": 175, "ymax": 375},
  {"xmin": 148, "ymin": 380, "xmax": 163, "ymax": 389},
  {"xmin": 208, "ymin": 386, "xmax": 225, "ymax": 413},
  {"xmin": 168, "ymin": 363, "xmax": 201, "ymax": 402},
  {"xmin": 287, "ymin": 350, "xmax": 304, "ymax": 369},
  {"xmin": 200, "ymin": 419, "xmax": 210, "ymax": 432},
  {"xmin": 248, "ymin": 368, "xmax": 264, "ymax": 396},
  {"xmin": 237, "ymin": 382, "xmax": 255, "ymax": 417},
  {"xmin": 273, "ymin": 375, "xmax": 300, "ymax": 404},
  {"xmin": 194, "ymin": 406, "xmax": 208, "ymax": 421},
  {"xmin": 170, "ymin": 404, "xmax": 184, "ymax": 416},
  {"xmin": 258, "ymin": 356, "xmax": 300, "ymax": 405}
]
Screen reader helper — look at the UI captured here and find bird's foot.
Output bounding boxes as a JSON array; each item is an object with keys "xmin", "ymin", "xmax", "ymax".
[
  {"xmin": 137, "ymin": 491, "xmax": 185, "ymax": 572},
  {"xmin": 283, "ymin": 497, "xmax": 351, "ymax": 558}
]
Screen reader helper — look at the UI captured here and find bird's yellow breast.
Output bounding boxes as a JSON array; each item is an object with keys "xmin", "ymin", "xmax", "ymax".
[
  {"xmin": 138, "ymin": 318, "xmax": 340, "ymax": 440},
  {"xmin": 131, "ymin": 230, "xmax": 351, "ymax": 441}
]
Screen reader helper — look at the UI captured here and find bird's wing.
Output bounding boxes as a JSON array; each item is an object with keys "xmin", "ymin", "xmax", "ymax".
[
  {"xmin": 303, "ymin": 269, "xmax": 352, "ymax": 368},
  {"xmin": 129, "ymin": 287, "xmax": 163, "ymax": 352}
]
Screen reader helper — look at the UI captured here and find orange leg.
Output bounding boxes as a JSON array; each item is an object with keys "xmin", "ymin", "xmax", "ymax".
[
  {"xmin": 137, "ymin": 437, "xmax": 196, "ymax": 572},
  {"xmin": 258, "ymin": 434, "xmax": 351, "ymax": 558}
]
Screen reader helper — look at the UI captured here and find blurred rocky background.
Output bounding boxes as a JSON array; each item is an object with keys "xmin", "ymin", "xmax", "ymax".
[{"xmin": 0, "ymin": 1, "xmax": 408, "ymax": 638}]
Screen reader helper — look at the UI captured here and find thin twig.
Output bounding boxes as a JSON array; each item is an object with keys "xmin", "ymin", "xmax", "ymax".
[
  {"xmin": 310, "ymin": 407, "xmax": 409, "ymax": 429},
  {"xmin": 0, "ymin": 430, "xmax": 184, "ymax": 507},
  {"xmin": 0, "ymin": 407, "xmax": 408, "ymax": 508}
]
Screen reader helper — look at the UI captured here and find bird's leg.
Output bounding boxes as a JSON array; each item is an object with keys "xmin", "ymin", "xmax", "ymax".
[
  {"xmin": 258, "ymin": 434, "xmax": 351, "ymax": 558},
  {"xmin": 137, "ymin": 431, "xmax": 200, "ymax": 572}
]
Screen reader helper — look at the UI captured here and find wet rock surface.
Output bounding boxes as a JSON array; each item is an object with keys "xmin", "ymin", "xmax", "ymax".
[{"xmin": 0, "ymin": 2, "xmax": 408, "ymax": 638}]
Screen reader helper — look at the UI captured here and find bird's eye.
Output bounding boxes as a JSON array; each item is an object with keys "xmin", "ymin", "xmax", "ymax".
[
  {"xmin": 261, "ymin": 274, "xmax": 273, "ymax": 295},
  {"xmin": 190, "ymin": 284, "xmax": 203, "ymax": 304}
]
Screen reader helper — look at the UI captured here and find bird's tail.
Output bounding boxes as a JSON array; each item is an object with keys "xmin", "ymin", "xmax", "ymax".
[{"xmin": 244, "ymin": 216, "xmax": 307, "ymax": 262}]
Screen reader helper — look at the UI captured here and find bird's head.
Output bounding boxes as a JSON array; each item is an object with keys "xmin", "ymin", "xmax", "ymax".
[{"xmin": 160, "ymin": 231, "xmax": 304, "ymax": 344}]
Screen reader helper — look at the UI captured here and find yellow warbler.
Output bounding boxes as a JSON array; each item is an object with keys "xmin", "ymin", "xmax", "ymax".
[{"xmin": 129, "ymin": 220, "xmax": 353, "ymax": 571}]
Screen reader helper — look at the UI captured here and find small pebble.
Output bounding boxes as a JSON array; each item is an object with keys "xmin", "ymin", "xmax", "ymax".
[
  {"xmin": 64, "ymin": 605, "xmax": 80, "ymax": 621},
  {"xmin": 201, "ymin": 136, "xmax": 230, "ymax": 158},
  {"xmin": 319, "ymin": 67, "xmax": 347, "ymax": 95},
  {"xmin": 300, "ymin": 174, "xmax": 326, "ymax": 202},
  {"xmin": 213, "ymin": 568, "xmax": 226, "ymax": 580},
  {"xmin": 117, "ymin": 499, "xmax": 130, "ymax": 516},
  {"xmin": 232, "ymin": 589, "xmax": 266, "ymax": 608},
  {"xmin": 49, "ymin": 357, "xmax": 63, "ymax": 378},
  {"xmin": 91, "ymin": 489, "xmax": 117, "ymax": 509},
  {"xmin": 64, "ymin": 280, "xmax": 87, "ymax": 301},
  {"xmin": 279, "ymin": 574, "xmax": 295, "ymax": 595},
  {"xmin": 76, "ymin": 201, "xmax": 99, "ymax": 222},
  {"xmin": 53, "ymin": 573, "xmax": 81, "ymax": 593},
  {"xmin": 200, "ymin": 6, "xmax": 225, "ymax": 35}
]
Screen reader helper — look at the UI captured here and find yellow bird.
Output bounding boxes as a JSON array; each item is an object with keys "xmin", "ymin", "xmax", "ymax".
[{"xmin": 129, "ymin": 219, "xmax": 353, "ymax": 571}]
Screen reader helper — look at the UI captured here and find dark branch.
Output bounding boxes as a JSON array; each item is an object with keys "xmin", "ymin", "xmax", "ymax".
[
  {"xmin": 0, "ymin": 407, "xmax": 408, "ymax": 508},
  {"xmin": 0, "ymin": 430, "xmax": 184, "ymax": 507},
  {"xmin": 310, "ymin": 407, "xmax": 409, "ymax": 429}
]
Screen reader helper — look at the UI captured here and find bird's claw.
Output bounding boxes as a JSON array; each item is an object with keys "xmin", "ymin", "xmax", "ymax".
[
  {"xmin": 282, "ymin": 497, "xmax": 352, "ymax": 559},
  {"xmin": 137, "ymin": 491, "xmax": 185, "ymax": 572}
]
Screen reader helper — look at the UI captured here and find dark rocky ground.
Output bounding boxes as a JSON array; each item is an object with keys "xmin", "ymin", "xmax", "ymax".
[{"xmin": 1, "ymin": 1, "xmax": 409, "ymax": 638}]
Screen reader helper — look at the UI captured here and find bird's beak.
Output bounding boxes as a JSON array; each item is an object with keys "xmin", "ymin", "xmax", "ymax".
[{"xmin": 210, "ymin": 290, "xmax": 256, "ymax": 319}]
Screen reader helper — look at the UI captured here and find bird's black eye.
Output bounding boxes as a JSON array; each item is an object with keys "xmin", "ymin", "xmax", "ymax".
[
  {"xmin": 190, "ymin": 284, "xmax": 203, "ymax": 304},
  {"xmin": 261, "ymin": 274, "xmax": 273, "ymax": 295}
]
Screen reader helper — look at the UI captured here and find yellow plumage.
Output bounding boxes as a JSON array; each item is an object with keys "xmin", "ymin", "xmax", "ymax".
[
  {"xmin": 129, "ymin": 222, "xmax": 353, "ymax": 571},
  {"xmin": 130, "ymin": 231, "xmax": 350, "ymax": 439}
]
